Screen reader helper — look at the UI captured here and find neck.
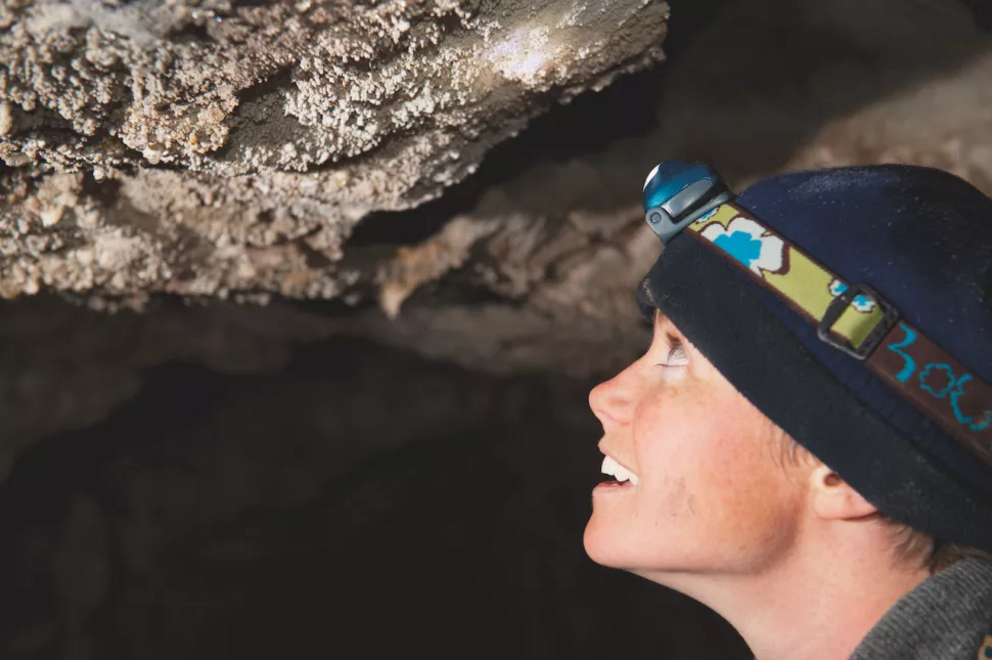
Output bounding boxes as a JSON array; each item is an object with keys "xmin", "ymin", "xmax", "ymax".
[{"xmin": 644, "ymin": 533, "xmax": 930, "ymax": 660}]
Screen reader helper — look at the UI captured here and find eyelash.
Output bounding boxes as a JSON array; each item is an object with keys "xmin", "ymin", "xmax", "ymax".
[{"xmin": 660, "ymin": 334, "xmax": 688, "ymax": 366}]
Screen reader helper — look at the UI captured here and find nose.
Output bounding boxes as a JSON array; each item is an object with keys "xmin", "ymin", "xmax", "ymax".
[{"xmin": 589, "ymin": 366, "xmax": 637, "ymax": 430}]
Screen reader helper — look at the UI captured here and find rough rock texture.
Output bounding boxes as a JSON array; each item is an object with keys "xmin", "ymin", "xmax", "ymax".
[
  {"xmin": 3, "ymin": 0, "xmax": 992, "ymax": 480},
  {"xmin": 0, "ymin": 0, "xmax": 668, "ymax": 304}
]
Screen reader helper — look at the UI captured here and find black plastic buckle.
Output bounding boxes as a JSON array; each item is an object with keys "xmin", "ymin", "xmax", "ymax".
[{"xmin": 816, "ymin": 283, "xmax": 899, "ymax": 360}]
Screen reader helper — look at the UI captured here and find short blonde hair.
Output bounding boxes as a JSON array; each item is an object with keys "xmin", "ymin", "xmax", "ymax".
[
  {"xmin": 778, "ymin": 435, "xmax": 992, "ymax": 573},
  {"xmin": 883, "ymin": 520, "xmax": 992, "ymax": 574}
]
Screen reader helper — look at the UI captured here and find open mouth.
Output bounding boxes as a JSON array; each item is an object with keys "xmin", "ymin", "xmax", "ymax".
[{"xmin": 600, "ymin": 455, "xmax": 639, "ymax": 487}]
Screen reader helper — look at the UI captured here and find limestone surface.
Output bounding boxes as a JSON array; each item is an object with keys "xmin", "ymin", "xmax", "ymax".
[{"xmin": 0, "ymin": 0, "xmax": 669, "ymax": 305}]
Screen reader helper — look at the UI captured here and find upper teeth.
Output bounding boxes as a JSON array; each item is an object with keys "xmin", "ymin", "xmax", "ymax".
[{"xmin": 601, "ymin": 455, "xmax": 639, "ymax": 486}]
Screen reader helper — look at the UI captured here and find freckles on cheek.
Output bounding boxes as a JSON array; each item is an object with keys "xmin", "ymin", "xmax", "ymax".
[
  {"xmin": 698, "ymin": 419, "xmax": 789, "ymax": 540},
  {"xmin": 635, "ymin": 387, "xmax": 704, "ymax": 517},
  {"xmin": 633, "ymin": 381, "xmax": 685, "ymax": 438}
]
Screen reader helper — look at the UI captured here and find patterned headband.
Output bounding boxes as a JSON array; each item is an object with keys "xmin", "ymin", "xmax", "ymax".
[{"xmin": 643, "ymin": 162, "xmax": 992, "ymax": 468}]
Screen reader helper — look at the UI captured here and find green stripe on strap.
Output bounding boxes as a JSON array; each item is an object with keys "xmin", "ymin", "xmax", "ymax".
[
  {"xmin": 684, "ymin": 202, "xmax": 992, "ymax": 468},
  {"xmin": 687, "ymin": 204, "xmax": 886, "ymax": 350}
]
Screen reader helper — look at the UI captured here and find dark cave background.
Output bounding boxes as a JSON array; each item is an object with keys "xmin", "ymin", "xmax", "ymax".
[
  {"xmin": 3, "ymin": 0, "xmax": 992, "ymax": 657},
  {"xmin": 0, "ymin": 337, "xmax": 744, "ymax": 659}
]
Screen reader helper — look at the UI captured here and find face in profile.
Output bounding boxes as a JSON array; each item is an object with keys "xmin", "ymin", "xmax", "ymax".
[{"xmin": 583, "ymin": 312, "xmax": 811, "ymax": 584}]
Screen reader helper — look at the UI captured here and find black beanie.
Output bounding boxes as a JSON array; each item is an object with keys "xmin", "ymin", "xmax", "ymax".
[{"xmin": 637, "ymin": 165, "xmax": 992, "ymax": 552}]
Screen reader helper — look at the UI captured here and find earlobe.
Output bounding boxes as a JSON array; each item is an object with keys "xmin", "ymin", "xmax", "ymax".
[{"xmin": 809, "ymin": 465, "xmax": 879, "ymax": 521}]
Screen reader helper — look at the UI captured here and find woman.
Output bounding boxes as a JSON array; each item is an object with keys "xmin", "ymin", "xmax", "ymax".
[{"xmin": 584, "ymin": 162, "xmax": 992, "ymax": 660}]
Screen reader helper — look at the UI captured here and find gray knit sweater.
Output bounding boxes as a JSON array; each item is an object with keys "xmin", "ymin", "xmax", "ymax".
[{"xmin": 848, "ymin": 558, "xmax": 992, "ymax": 660}]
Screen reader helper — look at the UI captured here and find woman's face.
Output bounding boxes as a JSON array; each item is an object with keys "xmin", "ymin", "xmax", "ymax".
[{"xmin": 583, "ymin": 312, "xmax": 810, "ymax": 582}]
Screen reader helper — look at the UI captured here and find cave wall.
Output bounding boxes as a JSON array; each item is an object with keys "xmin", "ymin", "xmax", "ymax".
[{"xmin": 0, "ymin": 0, "xmax": 667, "ymax": 304}]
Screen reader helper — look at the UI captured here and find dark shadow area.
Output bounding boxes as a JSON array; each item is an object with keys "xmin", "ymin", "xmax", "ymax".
[
  {"xmin": 959, "ymin": 0, "xmax": 992, "ymax": 30},
  {"xmin": 647, "ymin": 0, "xmax": 992, "ymax": 184},
  {"xmin": 0, "ymin": 338, "xmax": 747, "ymax": 660}
]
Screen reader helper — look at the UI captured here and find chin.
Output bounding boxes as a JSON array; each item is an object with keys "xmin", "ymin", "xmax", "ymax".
[
  {"xmin": 584, "ymin": 515, "xmax": 700, "ymax": 579},
  {"xmin": 583, "ymin": 515, "xmax": 631, "ymax": 569}
]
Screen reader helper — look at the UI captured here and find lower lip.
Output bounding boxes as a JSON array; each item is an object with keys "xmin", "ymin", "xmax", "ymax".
[{"xmin": 593, "ymin": 480, "xmax": 634, "ymax": 493}]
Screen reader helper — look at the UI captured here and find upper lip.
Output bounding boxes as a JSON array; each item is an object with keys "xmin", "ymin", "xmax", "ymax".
[{"xmin": 598, "ymin": 442, "xmax": 635, "ymax": 473}]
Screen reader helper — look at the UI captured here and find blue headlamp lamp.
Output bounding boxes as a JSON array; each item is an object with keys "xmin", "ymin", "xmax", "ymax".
[{"xmin": 642, "ymin": 160, "xmax": 734, "ymax": 245}]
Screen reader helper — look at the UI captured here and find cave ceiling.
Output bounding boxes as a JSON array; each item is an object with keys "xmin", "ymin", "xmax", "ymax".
[
  {"xmin": 0, "ymin": 0, "xmax": 667, "ymax": 303},
  {"xmin": 2, "ymin": 0, "xmax": 992, "ymax": 477}
]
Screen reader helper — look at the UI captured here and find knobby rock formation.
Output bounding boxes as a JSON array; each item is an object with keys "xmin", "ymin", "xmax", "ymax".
[{"xmin": 0, "ymin": 0, "xmax": 667, "ymax": 304}]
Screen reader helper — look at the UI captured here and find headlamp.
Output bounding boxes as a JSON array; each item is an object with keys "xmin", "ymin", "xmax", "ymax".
[{"xmin": 642, "ymin": 160, "xmax": 733, "ymax": 245}]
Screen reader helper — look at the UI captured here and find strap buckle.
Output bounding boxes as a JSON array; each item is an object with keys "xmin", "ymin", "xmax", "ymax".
[{"xmin": 816, "ymin": 283, "xmax": 900, "ymax": 360}]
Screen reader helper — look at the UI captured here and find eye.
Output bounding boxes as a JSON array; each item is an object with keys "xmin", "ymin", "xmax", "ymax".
[{"xmin": 659, "ymin": 335, "xmax": 689, "ymax": 367}]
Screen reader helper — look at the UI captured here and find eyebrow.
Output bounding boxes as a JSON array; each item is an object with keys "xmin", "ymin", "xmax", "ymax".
[{"xmin": 653, "ymin": 310, "xmax": 686, "ymax": 340}]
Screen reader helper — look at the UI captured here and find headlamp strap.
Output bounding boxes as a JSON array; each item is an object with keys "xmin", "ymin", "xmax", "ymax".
[{"xmin": 686, "ymin": 202, "xmax": 992, "ymax": 467}]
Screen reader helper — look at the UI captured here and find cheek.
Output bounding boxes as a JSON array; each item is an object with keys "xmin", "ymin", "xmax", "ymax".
[
  {"xmin": 697, "ymin": 406, "xmax": 804, "ymax": 548},
  {"xmin": 631, "ymin": 384, "xmax": 714, "ymax": 511},
  {"xmin": 633, "ymin": 378, "xmax": 719, "ymax": 469},
  {"xmin": 636, "ymin": 388, "xmax": 798, "ymax": 536}
]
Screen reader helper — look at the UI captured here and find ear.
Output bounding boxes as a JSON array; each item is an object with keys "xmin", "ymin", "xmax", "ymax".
[{"xmin": 809, "ymin": 464, "xmax": 878, "ymax": 521}]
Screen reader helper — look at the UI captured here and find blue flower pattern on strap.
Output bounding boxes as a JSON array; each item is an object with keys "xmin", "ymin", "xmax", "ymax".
[
  {"xmin": 920, "ymin": 364, "xmax": 956, "ymax": 399},
  {"xmin": 888, "ymin": 324, "xmax": 918, "ymax": 382},
  {"xmin": 713, "ymin": 231, "xmax": 762, "ymax": 269},
  {"xmin": 886, "ymin": 323, "xmax": 992, "ymax": 441},
  {"xmin": 829, "ymin": 281, "xmax": 876, "ymax": 313},
  {"xmin": 697, "ymin": 207, "xmax": 719, "ymax": 222},
  {"xmin": 952, "ymin": 375, "xmax": 992, "ymax": 432}
]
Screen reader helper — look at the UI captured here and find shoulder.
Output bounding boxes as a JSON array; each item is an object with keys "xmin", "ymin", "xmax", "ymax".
[{"xmin": 850, "ymin": 559, "xmax": 992, "ymax": 660}]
